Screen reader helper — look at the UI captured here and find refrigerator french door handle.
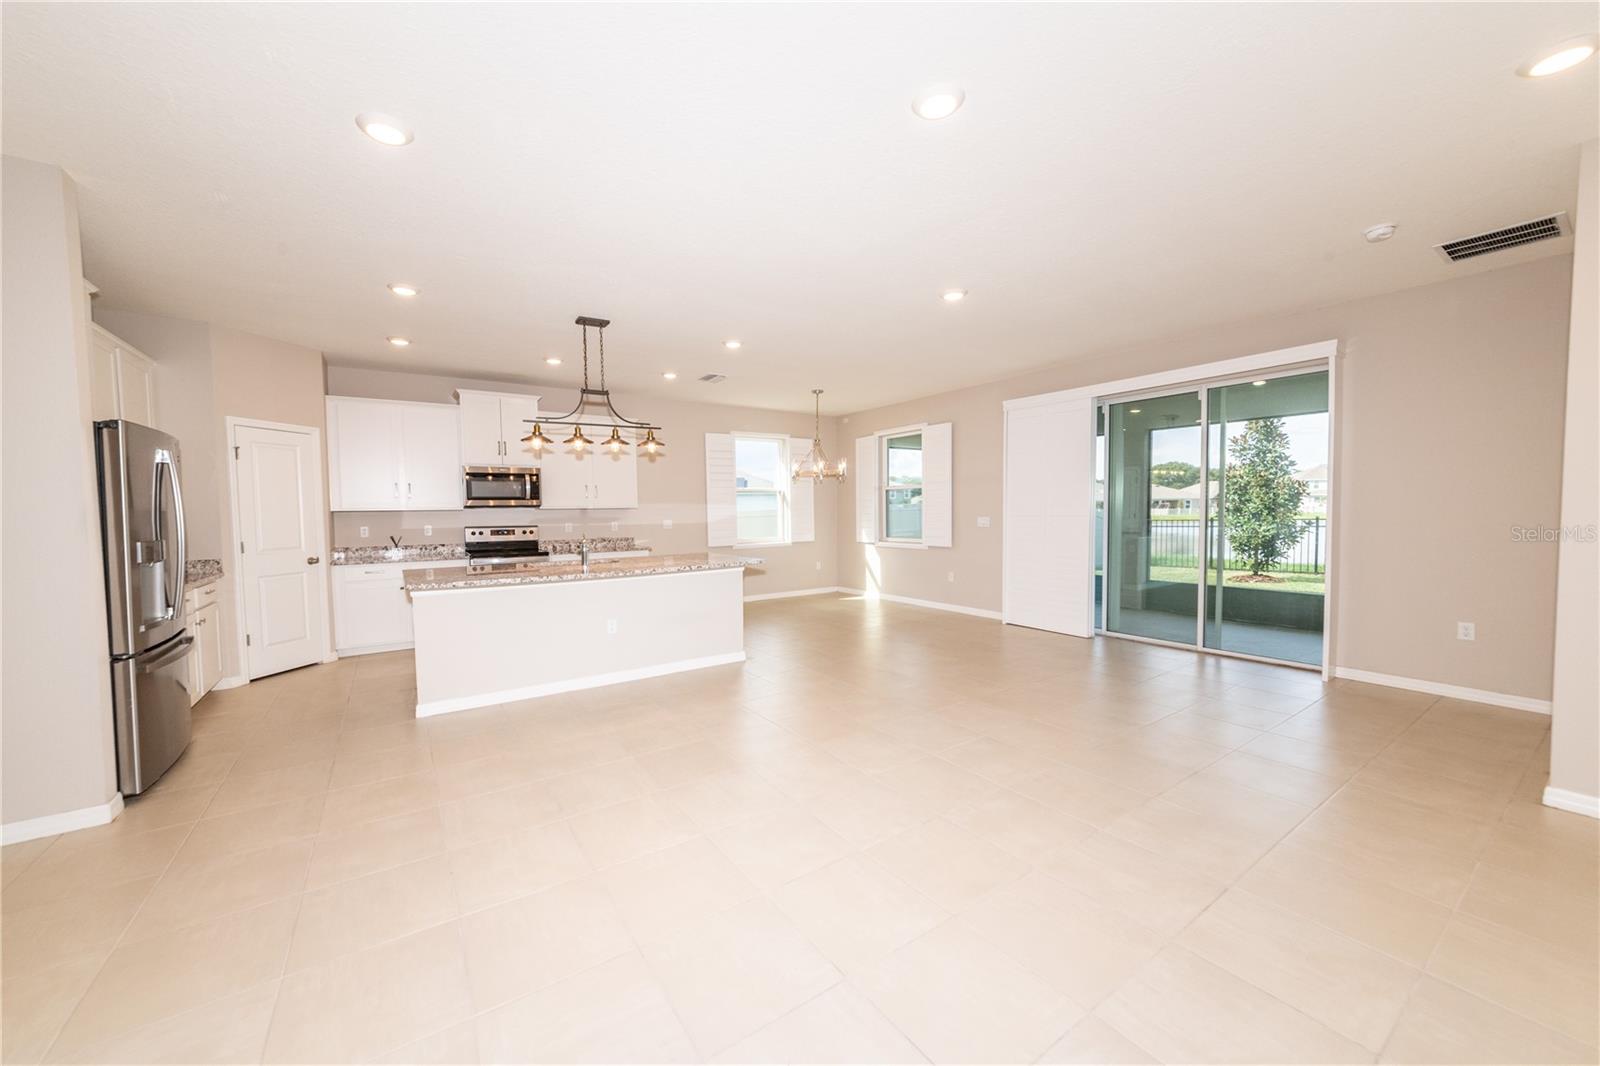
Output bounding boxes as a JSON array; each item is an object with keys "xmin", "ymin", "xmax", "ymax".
[{"xmin": 152, "ymin": 449, "xmax": 186, "ymax": 621}]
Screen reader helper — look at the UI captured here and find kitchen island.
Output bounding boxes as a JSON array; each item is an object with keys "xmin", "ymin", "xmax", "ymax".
[{"xmin": 402, "ymin": 553, "xmax": 756, "ymax": 717}]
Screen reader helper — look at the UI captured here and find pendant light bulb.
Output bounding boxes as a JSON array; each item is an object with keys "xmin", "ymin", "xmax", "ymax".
[
  {"xmin": 565, "ymin": 425, "xmax": 592, "ymax": 450},
  {"xmin": 641, "ymin": 428, "xmax": 664, "ymax": 454},
  {"xmin": 604, "ymin": 426, "xmax": 629, "ymax": 454},
  {"xmin": 522, "ymin": 423, "xmax": 550, "ymax": 453}
]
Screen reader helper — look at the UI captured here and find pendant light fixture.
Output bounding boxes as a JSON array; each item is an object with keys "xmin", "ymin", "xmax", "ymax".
[
  {"xmin": 792, "ymin": 389, "xmax": 846, "ymax": 481},
  {"xmin": 523, "ymin": 316, "xmax": 664, "ymax": 456}
]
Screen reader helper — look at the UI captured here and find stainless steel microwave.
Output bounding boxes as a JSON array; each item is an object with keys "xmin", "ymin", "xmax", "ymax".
[{"xmin": 463, "ymin": 466, "xmax": 540, "ymax": 508}]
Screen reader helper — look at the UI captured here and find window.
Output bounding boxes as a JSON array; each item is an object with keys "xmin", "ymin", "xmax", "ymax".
[
  {"xmin": 734, "ymin": 434, "xmax": 789, "ymax": 544},
  {"xmin": 883, "ymin": 431, "xmax": 923, "ymax": 541}
]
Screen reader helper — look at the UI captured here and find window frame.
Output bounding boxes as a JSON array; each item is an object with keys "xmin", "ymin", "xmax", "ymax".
[
  {"xmin": 732, "ymin": 431, "xmax": 792, "ymax": 548},
  {"xmin": 880, "ymin": 428, "xmax": 926, "ymax": 546}
]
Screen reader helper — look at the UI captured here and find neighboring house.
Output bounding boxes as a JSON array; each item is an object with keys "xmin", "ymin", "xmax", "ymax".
[{"xmin": 1297, "ymin": 464, "xmax": 1329, "ymax": 513}]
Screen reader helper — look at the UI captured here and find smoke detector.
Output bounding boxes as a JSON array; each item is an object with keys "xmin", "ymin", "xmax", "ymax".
[{"xmin": 1435, "ymin": 213, "xmax": 1570, "ymax": 262}]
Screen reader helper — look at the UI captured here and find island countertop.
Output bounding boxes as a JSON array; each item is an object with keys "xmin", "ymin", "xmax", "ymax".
[{"xmin": 402, "ymin": 552, "xmax": 760, "ymax": 593}]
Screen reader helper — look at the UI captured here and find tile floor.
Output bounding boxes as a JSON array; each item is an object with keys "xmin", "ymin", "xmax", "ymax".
[{"xmin": 3, "ymin": 594, "xmax": 1596, "ymax": 1064}]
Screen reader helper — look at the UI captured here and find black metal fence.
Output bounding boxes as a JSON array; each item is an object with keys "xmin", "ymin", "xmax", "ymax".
[{"xmin": 1148, "ymin": 516, "xmax": 1326, "ymax": 574}]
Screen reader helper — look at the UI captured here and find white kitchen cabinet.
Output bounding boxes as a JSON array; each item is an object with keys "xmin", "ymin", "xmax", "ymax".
[
  {"xmin": 183, "ymin": 583, "xmax": 223, "ymax": 706},
  {"xmin": 400, "ymin": 405, "xmax": 464, "ymax": 508},
  {"xmin": 455, "ymin": 389, "xmax": 541, "ymax": 466},
  {"xmin": 539, "ymin": 438, "xmax": 639, "ymax": 510},
  {"xmin": 333, "ymin": 563, "xmax": 414, "ymax": 653},
  {"xmin": 327, "ymin": 397, "xmax": 462, "ymax": 511},
  {"xmin": 90, "ymin": 324, "xmax": 158, "ymax": 428}
]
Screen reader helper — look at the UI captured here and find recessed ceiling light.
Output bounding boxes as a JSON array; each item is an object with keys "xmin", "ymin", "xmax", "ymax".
[
  {"xmin": 387, "ymin": 336, "xmax": 410, "ymax": 347},
  {"xmin": 942, "ymin": 289, "xmax": 968, "ymax": 303},
  {"xmin": 662, "ymin": 371, "xmax": 677, "ymax": 380},
  {"xmin": 1252, "ymin": 380, "xmax": 1267, "ymax": 387},
  {"xmin": 1519, "ymin": 35, "xmax": 1598, "ymax": 77},
  {"xmin": 545, "ymin": 357, "xmax": 562, "ymax": 366},
  {"xmin": 723, "ymin": 340, "xmax": 742, "ymax": 350},
  {"xmin": 387, "ymin": 283, "xmax": 419, "ymax": 297},
  {"xmin": 1363, "ymin": 223, "xmax": 1398, "ymax": 243},
  {"xmin": 913, "ymin": 86, "xmax": 966, "ymax": 121},
  {"xmin": 356, "ymin": 113, "xmax": 413, "ymax": 146}
]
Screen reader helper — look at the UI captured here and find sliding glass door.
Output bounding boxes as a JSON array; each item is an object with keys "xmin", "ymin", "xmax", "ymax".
[
  {"xmin": 1104, "ymin": 390, "xmax": 1204, "ymax": 645},
  {"xmin": 1203, "ymin": 371, "xmax": 1329, "ymax": 665},
  {"xmin": 1101, "ymin": 369, "xmax": 1329, "ymax": 667}
]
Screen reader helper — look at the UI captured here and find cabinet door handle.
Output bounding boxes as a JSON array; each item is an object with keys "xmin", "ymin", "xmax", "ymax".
[
  {"xmin": 393, "ymin": 482, "xmax": 400, "ymax": 499},
  {"xmin": 407, "ymin": 482, "xmax": 412, "ymax": 496}
]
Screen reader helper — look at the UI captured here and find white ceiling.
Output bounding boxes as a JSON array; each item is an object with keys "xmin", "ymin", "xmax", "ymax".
[{"xmin": 4, "ymin": 3, "xmax": 1596, "ymax": 413}]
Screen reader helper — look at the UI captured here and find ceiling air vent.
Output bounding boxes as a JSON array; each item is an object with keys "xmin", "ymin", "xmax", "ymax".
[
  {"xmin": 1435, "ymin": 213, "xmax": 1569, "ymax": 262},
  {"xmin": 698, "ymin": 373, "xmax": 727, "ymax": 384}
]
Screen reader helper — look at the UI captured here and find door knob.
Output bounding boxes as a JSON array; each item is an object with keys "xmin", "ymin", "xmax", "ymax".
[{"xmin": 306, "ymin": 556, "xmax": 321, "ymax": 565}]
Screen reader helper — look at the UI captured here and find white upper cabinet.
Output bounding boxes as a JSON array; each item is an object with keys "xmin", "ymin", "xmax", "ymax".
[
  {"xmin": 539, "ymin": 434, "xmax": 639, "ymax": 510},
  {"xmin": 455, "ymin": 389, "xmax": 540, "ymax": 466},
  {"xmin": 90, "ymin": 324, "xmax": 158, "ymax": 428},
  {"xmin": 399, "ymin": 404, "xmax": 464, "ymax": 509},
  {"xmin": 327, "ymin": 397, "xmax": 461, "ymax": 511}
]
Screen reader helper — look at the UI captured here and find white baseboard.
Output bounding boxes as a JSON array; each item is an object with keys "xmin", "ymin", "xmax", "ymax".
[
  {"xmin": 213, "ymin": 675, "xmax": 249, "ymax": 691},
  {"xmin": 1542, "ymin": 787, "xmax": 1600, "ymax": 819},
  {"xmin": 2, "ymin": 792, "xmax": 124, "ymax": 845},
  {"xmin": 836, "ymin": 588, "xmax": 1003, "ymax": 621},
  {"xmin": 1333, "ymin": 667, "xmax": 1551, "ymax": 714},
  {"xmin": 744, "ymin": 586, "xmax": 845, "ymax": 603},
  {"xmin": 415, "ymin": 651, "xmax": 748, "ymax": 718},
  {"xmin": 334, "ymin": 641, "xmax": 416, "ymax": 658}
]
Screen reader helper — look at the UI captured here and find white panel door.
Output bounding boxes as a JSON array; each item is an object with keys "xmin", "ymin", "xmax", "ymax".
[
  {"xmin": 499, "ymin": 395, "xmax": 541, "ymax": 465},
  {"xmin": 590, "ymin": 442, "xmax": 639, "ymax": 509},
  {"xmin": 329, "ymin": 398, "xmax": 403, "ymax": 510},
  {"xmin": 457, "ymin": 391, "xmax": 505, "ymax": 466},
  {"xmin": 235, "ymin": 423, "xmax": 328, "ymax": 678},
  {"xmin": 116, "ymin": 347, "xmax": 157, "ymax": 427},
  {"xmin": 1003, "ymin": 399, "xmax": 1094, "ymax": 636},
  {"xmin": 400, "ymin": 404, "xmax": 463, "ymax": 509},
  {"xmin": 539, "ymin": 443, "xmax": 592, "ymax": 509}
]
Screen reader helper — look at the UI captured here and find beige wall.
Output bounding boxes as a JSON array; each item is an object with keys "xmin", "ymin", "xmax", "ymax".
[
  {"xmin": 325, "ymin": 366, "xmax": 842, "ymax": 598},
  {"xmin": 1, "ymin": 157, "xmax": 118, "ymax": 827},
  {"xmin": 1549, "ymin": 139, "xmax": 1599, "ymax": 807},
  {"xmin": 836, "ymin": 255, "xmax": 1573, "ymax": 703}
]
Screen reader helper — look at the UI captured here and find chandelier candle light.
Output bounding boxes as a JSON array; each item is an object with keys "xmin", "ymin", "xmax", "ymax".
[
  {"xmin": 523, "ymin": 316, "xmax": 664, "ymax": 457},
  {"xmin": 792, "ymin": 389, "xmax": 846, "ymax": 481}
]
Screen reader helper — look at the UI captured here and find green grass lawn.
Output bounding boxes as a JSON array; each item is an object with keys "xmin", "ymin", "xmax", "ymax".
[{"xmin": 1148, "ymin": 566, "xmax": 1326, "ymax": 595}]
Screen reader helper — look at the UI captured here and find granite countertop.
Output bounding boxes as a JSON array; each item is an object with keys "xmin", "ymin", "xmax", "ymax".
[
  {"xmin": 402, "ymin": 552, "xmax": 758, "ymax": 593},
  {"xmin": 332, "ymin": 537, "xmax": 642, "ymax": 566},
  {"xmin": 185, "ymin": 559, "xmax": 223, "ymax": 590}
]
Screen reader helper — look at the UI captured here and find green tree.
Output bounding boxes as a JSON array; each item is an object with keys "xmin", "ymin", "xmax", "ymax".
[
  {"xmin": 1223, "ymin": 418, "xmax": 1305, "ymax": 577},
  {"xmin": 1150, "ymin": 461, "xmax": 1200, "ymax": 489}
]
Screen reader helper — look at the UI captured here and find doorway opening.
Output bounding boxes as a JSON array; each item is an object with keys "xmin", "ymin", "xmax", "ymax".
[{"xmin": 1098, "ymin": 368, "xmax": 1329, "ymax": 668}]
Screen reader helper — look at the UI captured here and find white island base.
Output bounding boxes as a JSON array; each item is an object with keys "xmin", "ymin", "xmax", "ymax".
[{"xmin": 408, "ymin": 565, "xmax": 746, "ymax": 717}]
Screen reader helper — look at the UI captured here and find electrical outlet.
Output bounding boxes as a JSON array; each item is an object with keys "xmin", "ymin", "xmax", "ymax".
[
  {"xmin": 663, "ymin": 518, "xmax": 673, "ymax": 530},
  {"xmin": 948, "ymin": 571, "xmax": 956, "ymax": 582},
  {"xmin": 565, "ymin": 522, "xmax": 573, "ymax": 533},
  {"xmin": 977, "ymin": 516, "xmax": 991, "ymax": 528},
  {"xmin": 815, "ymin": 560, "xmax": 822, "ymax": 570},
  {"xmin": 423, "ymin": 524, "xmax": 432, "ymax": 536},
  {"xmin": 610, "ymin": 521, "xmax": 619, "ymax": 532},
  {"xmin": 1457, "ymin": 622, "xmax": 1476, "ymax": 641},
  {"xmin": 359, "ymin": 525, "xmax": 369, "ymax": 538},
  {"xmin": 606, "ymin": 619, "xmax": 618, "ymax": 635}
]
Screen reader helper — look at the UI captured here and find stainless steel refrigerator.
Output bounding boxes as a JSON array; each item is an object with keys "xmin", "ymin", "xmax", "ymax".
[{"xmin": 95, "ymin": 419, "xmax": 193, "ymax": 795}]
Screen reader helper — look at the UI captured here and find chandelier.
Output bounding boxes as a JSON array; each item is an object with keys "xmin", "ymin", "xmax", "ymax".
[
  {"xmin": 792, "ymin": 389, "xmax": 845, "ymax": 481},
  {"xmin": 522, "ymin": 317, "xmax": 665, "ymax": 456}
]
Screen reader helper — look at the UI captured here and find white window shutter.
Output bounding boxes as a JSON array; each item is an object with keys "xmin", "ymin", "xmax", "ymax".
[
  {"xmin": 705, "ymin": 433, "xmax": 737, "ymax": 547},
  {"xmin": 855, "ymin": 435, "xmax": 878, "ymax": 543},
  {"xmin": 788, "ymin": 438, "xmax": 815, "ymax": 543},
  {"xmin": 922, "ymin": 422, "xmax": 953, "ymax": 548}
]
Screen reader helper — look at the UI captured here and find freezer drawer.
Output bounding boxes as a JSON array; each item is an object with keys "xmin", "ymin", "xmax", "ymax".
[{"xmin": 111, "ymin": 633, "xmax": 194, "ymax": 795}]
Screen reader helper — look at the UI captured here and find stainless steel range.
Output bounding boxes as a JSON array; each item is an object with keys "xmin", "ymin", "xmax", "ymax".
[{"xmin": 463, "ymin": 525, "xmax": 549, "ymax": 568}]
